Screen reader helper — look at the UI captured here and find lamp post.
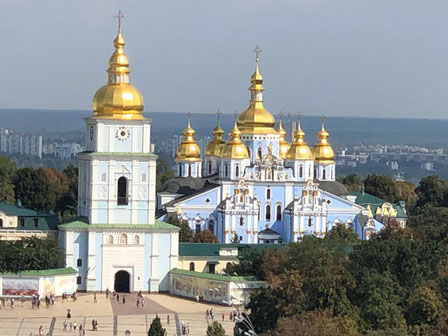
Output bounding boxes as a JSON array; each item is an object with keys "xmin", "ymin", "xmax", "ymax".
[{"xmin": 222, "ymin": 297, "xmax": 258, "ymax": 336}]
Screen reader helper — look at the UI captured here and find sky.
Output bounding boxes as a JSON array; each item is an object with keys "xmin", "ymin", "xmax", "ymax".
[{"xmin": 1, "ymin": 0, "xmax": 448, "ymax": 119}]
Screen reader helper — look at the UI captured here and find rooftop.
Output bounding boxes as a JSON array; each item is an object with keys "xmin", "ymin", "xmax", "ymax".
[
  {"xmin": 170, "ymin": 268, "xmax": 262, "ymax": 282},
  {"xmin": 179, "ymin": 242, "xmax": 285, "ymax": 257},
  {"xmin": 1, "ymin": 267, "xmax": 77, "ymax": 277}
]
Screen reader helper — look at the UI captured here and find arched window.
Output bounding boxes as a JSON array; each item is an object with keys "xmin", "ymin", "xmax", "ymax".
[
  {"xmin": 107, "ymin": 235, "xmax": 114, "ymax": 244},
  {"xmin": 189, "ymin": 262, "xmax": 195, "ymax": 271},
  {"xmin": 0, "ymin": 219, "xmax": 3, "ymax": 227},
  {"xmin": 208, "ymin": 220, "xmax": 214, "ymax": 233},
  {"xmin": 188, "ymin": 164, "xmax": 192, "ymax": 177},
  {"xmin": 225, "ymin": 164, "xmax": 229, "ymax": 177},
  {"xmin": 120, "ymin": 233, "xmax": 128, "ymax": 245},
  {"xmin": 276, "ymin": 205, "xmax": 282, "ymax": 221},
  {"xmin": 239, "ymin": 216, "xmax": 244, "ymax": 226},
  {"xmin": 266, "ymin": 205, "xmax": 271, "ymax": 221},
  {"xmin": 179, "ymin": 163, "xmax": 183, "ymax": 176},
  {"xmin": 246, "ymin": 147, "xmax": 251, "ymax": 159},
  {"xmin": 314, "ymin": 168, "xmax": 317, "ymax": 179},
  {"xmin": 208, "ymin": 162, "xmax": 212, "ymax": 174},
  {"xmin": 235, "ymin": 165, "xmax": 239, "ymax": 177},
  {"xmin": 308, "ymin": 217, "xmax": 313, "ymax": 227},
  {"xmin": 117, "ymin": 177, "xmax": 128, "ymax": 205},
  {"xmin": 134, "ymin": 235, "xmax": 140, "ymax": 245},
  {"xmin": 299, "ymin": 165, "xmax": 303, "ymax": 178},
  {"xmin": 331, "ymin": 168, "xmax": 334, "ymax": 180},
  {"xmin": 266, "ymin": 188, "xmax": 271, "ymax": 200},
  {"xmin": 257, "ymin": 147, "xmax": 263, "ymax": 160},
  {"xmin": 322, "ymin": 169, "xmax": 326, "ymax": 180},
  {"xmin": 309, "ymin": 166, "xmax": 312, "ymax": 178}
]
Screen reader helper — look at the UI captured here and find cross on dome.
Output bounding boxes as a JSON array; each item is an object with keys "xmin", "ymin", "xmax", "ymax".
[
  {"xmin": 253, "ymin": 45, "xmax": 263, "ymax": 63},
  {"xmin": 114, "ymin": 10, "xmax": 125, "ymax": 33},
  {"xmin": 216, "ymin": 109, "xmax": 221, "ymax": 123}
]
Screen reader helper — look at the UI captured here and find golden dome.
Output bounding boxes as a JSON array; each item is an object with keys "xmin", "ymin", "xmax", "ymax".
[
  {"xmin": 237, "ymin": 64, "xmax": 276, "ymax": 134},
  {"xmin": 312, "ymin": 118, "xmax": 335, "ymax": 163},
  {"xmin": 205, "ymin": 113, "xmax": 226, "ymax": 157},
  {"xmin": 176, "ymin": 118, "xmax": 201, "ymax": 161},
  {"xmin": 221, "ymin": 121, "xmax": 250, "ymax": 159},
  {"xmin": 92, "ymin": 33, "xmax": 145, "ymax": 120},
  {"xmin": 286, "ymin": 120, "xmax": 313, "ymax": 160},
  {"xmin": 276, "ymin": 118, "xmax": 290, "ymax": 159}
]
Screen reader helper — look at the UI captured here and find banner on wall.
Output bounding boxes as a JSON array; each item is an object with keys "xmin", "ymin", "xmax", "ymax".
[
  {"xmin": 171, "ymin": 275, "xmax": 228, "ymax": 303},
  {"xmin": 2, "ymin": 278, "xmax": 39, "ymax": 296}
]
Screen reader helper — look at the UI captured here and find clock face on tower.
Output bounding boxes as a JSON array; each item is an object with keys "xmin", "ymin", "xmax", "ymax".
[
  {"xmin": 116, "ymin": 127, "xmax": 131, "ymax": 141},
  {"xmin": 89, "ymin": 125, "xmax": 94, "ymax": 141}
]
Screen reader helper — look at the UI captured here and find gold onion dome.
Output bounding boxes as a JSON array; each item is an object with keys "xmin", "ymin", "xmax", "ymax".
[
  {"xmin": 312, "ymin": 118, "xmax": 335, "ymax": 163},
  {"xmin": 237, "ymin": 63, "xmax": 276, "ymax": 134},
  {"xmin": 205, "ymin": 113, "xmax": 226, "ymax": 157},
  {"xmin": 276, "ymin": 118, "xmax": 290, "ymax": 159},
  {"xmin": 176, "ymin": 118, "xmax": 201, "ymax": 161},
  {"xmin": 286, "ymin": 119, "xmax": 313, "ymax": 160},
  {"xmin": 92, "ymin": 32, "xmax": 145, "ymax": 120},
  {"xmin": 221, "ymin": 121, "xmax": 250, "ymax": 159}
]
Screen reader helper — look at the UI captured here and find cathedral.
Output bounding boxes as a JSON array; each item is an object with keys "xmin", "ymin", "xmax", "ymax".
[
  {"xmin": 157, "ymin": 52, "xmax": 386, "ymax": 244},
  {"xmin": 59, "ymin": 23, "xmax": 179, "ymax": 293}
]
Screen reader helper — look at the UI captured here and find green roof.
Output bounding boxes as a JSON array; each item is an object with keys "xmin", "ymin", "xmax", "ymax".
[
  {"xmin": 350, "ymin": 191, "xmax": 407, "ymax": 218},
  {"xmin": 170, "ymin": 268, "xmax": 262, "ymax": 282},
  {"xmin": 0, "ymin": 202, "xmax": 59, "ymax": 231},
  {"xmin": 59, "ymin": 218, "xmax": 179, "ymax": 231},
  {"xmin": 2, "ymin": 267, "xmax": 77, "ymax": 277},
  {"xmin": 179, "ymin": 243, "xmax": 285, "ymax": 257}
]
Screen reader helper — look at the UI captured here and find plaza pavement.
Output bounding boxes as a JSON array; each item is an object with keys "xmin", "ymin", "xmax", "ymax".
[{"xmin": 0, "ymin": 293, "xmax": 237, "ymax": 336}]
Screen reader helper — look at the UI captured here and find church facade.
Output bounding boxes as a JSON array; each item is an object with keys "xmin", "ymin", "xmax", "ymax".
[
  {"xmin": 157, "ymin": 57, "xmax": 387, "ymax": 243},
  {"xmin": 59, "ymin": 27, "xmax": 179, "ymax": 293}
]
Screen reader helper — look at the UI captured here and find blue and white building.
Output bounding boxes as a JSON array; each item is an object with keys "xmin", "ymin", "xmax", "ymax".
[
  {"xmin": 59, "ymin": 28, "xmax": 179, "ymax": 293},
  {"xmin": 158, "ymin": 59, "xmax": 385, "ymax": 243}
]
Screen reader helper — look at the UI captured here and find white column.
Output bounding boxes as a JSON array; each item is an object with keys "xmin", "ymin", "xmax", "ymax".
[
  {"xmin": 224, "ymin": 214, "xmax": 230, "ymax": 243},
  {"xmin": 315, "ymin": 216, "xmax": 320, "ymax": 235},
  {"xmin": 247, "ymin": 215, "xmax": 252, "ymax": 243},
  {"xmin": 321, "ymin": 216, "xmax": 327, "ymax": 235},
  {"xmin": 131, "ymin": 160, "xmax": 139, "ymax": 224},
  {"xmin": 107, "ymin": 160, "xmax": 115, "ymax": 224},
  {"xmin": 86, "ymin": 231, "xmax": 96, "ymax": 291},
  {"xmin": 299, "ymin": 215, "xmax": 304, "ymax": 234},
  {"xmin": 150, "ymin": 233, "xmax": 159, "ymax": 292},
  {"xmin": 148, "ymin": 160, "xmax": 156, "ymax": 225},
  {"xmin": 65, "ymin": 231, "xmax": 73, "ymax": 268},
  {"xmin": 293, "ymin": 215, "xmax": 299, "ymax": 242},
  {"xmin": 169, "ymin": 232, "xmax": 179, "ymax": 269}
]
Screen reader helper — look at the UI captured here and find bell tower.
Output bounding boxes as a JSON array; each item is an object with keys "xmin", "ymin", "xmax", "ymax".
[{"xmin": 77, "ymin": 19, "xmax": 156, "ymax": 225}]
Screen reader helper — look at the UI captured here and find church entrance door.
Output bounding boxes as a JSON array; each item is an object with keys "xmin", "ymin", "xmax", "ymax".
[{"xmin": 114, "ymin": 270, "xmax": 130, "ymax": 293}]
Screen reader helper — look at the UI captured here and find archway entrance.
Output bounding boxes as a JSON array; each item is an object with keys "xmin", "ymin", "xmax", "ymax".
[{"xmin": 114, "ymin": 270, "xmax": 130, "ymax": 293}]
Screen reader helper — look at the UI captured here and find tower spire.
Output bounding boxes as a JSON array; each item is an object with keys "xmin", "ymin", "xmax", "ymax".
[{"xmin": 114, "ymin": 10, "xmax": 125, "ymax": 34}]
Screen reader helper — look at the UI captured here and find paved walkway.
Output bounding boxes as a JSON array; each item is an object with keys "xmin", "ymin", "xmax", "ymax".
[{"xmin": 0, "ymin": 294, "xmax": 236, "ymax": 336}]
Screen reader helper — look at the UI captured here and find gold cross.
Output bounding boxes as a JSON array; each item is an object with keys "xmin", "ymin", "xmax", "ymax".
[
  {"xmin": 298, "ymin": 112, "xmax": 303, "ymax": 121},
  {"xmin": 253, "ymin": 45, "xmax": 263, "ymax": 63},
  {"xmin": 114, "ymin": 10, "xmax": 125, "ymax": 33},
  {"xmin": 321, "ymin": 114, "xmax": 326, "ymax": 127},
  {"xmin": 187, "ymin": 112, "xmax": 192, "ymax": 122},
  {"xmin": 216, "ymin": 109, "xmax": 221, "ymax": 123},
  {"xmin": 279, "ymin": 111, "xmax": 283, "ymax": 121},
  {"xmin": 234, "ymin": 110, "xmax": 238, "ymax": 120}
]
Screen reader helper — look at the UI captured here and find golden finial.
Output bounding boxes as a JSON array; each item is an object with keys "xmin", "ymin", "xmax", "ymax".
[
  {"xmin": 253, "ymin": 45, "xmax": 263, "ymax": 63},
  {"xmin": 320, "ymin": 114, "xmax": 326, "ymax": 130},
  {"xmin": 114, "ymin": 10, "xmax": 125, "ymax": 34},
  {"xmin": 216, "ymin": 109, "xmax": 222, "ymax": 124}
]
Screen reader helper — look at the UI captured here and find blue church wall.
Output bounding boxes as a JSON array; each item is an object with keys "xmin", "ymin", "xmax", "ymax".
[
  {"xmin": 59, "ymin": 231, "xmax": 66, "ymax": 255},
  {"xmin": 115, "ymin": 208, "xmax": 131, "ymax": 224},
  {"xmin": 94, "ymin": 232, "xmax": 103, "ymax": 291},
  {"xmin": 158, "ymin": 233, "xmax": 171, "ymax": 291},
  {"xmin": 143, "ymin": 233, "xmax": 152, "ymax": 291},
  {"xmin": 73, "ymin": 232, "xmax": 88, "ymax": 290},
  {"xmin": 184, "ymin": 188, "xmax": 219, "ymax": 206},
  {"xmin": 137, "ymin": 209, "xmax": 149, "ymax": 224}
]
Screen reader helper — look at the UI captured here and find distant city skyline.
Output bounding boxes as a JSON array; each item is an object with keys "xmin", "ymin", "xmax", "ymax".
[{"xmin": 2, "ymin": 1, "xmax": 448, "ymax": 119}]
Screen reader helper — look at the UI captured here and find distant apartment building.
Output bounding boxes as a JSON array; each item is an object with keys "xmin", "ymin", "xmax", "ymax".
[
  {"xmin": 54, "ymin": 143, "xmax": 83, "ymax": 159},
  {"xmin": 0, "ymin": 129, "xmax": 42, "ymax": 158}
]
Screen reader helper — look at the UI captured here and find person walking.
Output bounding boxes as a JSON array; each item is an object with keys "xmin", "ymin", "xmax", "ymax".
[
  {"xmin": 116, "ymin": 293, "xmax": 120, "ymax": 302},
  {"xmin": 63, "ymin": 320, "xmax": 67, "ymax": 331},
  {"xmin": 222, "ymin": 313, "xmax": 224, "ymax": 321},
  {"xmin": 206, "ymin": 309, "xmax": 209, "ymax": 319},
  {"xmin": 167, "ymin": 315, "xmax": 170, "ymax": 324},
  {"xmin": 78, "ymin": 324, "xmax": 83, "ymax": 336},
  {"xmin": 94, "ymin": 293, "xmax": 97, "ymax": 303},
  {"xmin": 122, "ymin": 295, "xmax": 126, "ymax": 304},
  {"xmin": 141, "ymin": 297, "xmax": 145, "ymax": 308},
  {"xmin": 67, "ymin": 308, "xmax": 72, "ymax": 319},
  {"xmin": 73, "ymin": 321, "xmax": 77, "ymax": 331},
  {"xmin": 106, "ymin": 288, "xmax": 109, "ymax": 299},
  {"xmin": 10, "ymin": 298, "xmax": 14, "ymax": 310},
  {"xmin": 38, "ymin": 325, "xmax": 44, "ymax": 336},
  {"xmin": 69, "ymin": 322, "xmax": 73, "ymax": 332}
]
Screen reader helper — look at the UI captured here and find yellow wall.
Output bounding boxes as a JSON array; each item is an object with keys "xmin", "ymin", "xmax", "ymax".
[{"xmin": 178, "ymin": 257, "xmax": 238, "ymax": 274}]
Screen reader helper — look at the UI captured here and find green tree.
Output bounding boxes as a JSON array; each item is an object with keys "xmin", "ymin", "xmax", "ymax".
[
  {"xmin": 206, "ymin": 321, "xmax": 227, "ymax": 336},
  {"xmin": 363, "ymin": 174, "xmax": 399, "ymax": 203},
  {"xmin": 405, "ymin": 286, "xmax": 442, "ymax": 326},
  {"xmin": 230, "ymin": 233, "xmax": 240, "ymax": 243},
  {"xmin": 273, "ymin": 310, "xmax": 360, "ymax": 336},
  {"xmin": 338, "ymin": 174, "xmax": 362, "ymax": 191},
  {"xmin": 394, "ymin": 181, "xmax": 417, "ymax": 208},
  {"xmin": 0, "ymin": 237, "xmax": 63, "ymax": 273},
  {"xmin": 247, "ymin": 287, "xmax": 280, "ymax": 334},
  {"xmin": 415, "ymin": 175, "xmax": 447, "ymax": 208},
  {"xmin": 167, "ymin": 216, "xmax": 194, "ymax": 242},
  {"xmin": 193, "ymin": 230, "xmax": 219, "ymax": 243},
  {"xmin": 14, "ymin": 167, "xmax": 55, "ymax": 211},
  {"xmin": 156, "ymin": 158, "xmax": 174, "ymax": 191},
  {"xmin": 0, "ymin": 156, "xmax": 17, "ymax": 203},
  {"xmin": 148, "ymin": 315, "xmax": 166, "ymax": 336}
]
